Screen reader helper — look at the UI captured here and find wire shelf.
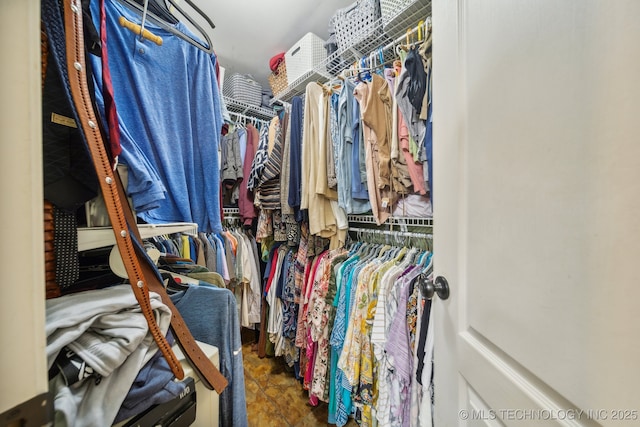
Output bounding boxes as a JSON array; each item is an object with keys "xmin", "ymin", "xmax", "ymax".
[
  {"xmin": 347, "ymin": 214, "xmax": 433, "ymax": 228},
  {"xmin": 271, "ymin": 0, "xmax": 431, "ymax": 103},
  {"xmin": 227, "ymin": 111, "xmax": 271, "ymax": 126},
  {"xmin": 349, "ymin": 226, "xmax": 432, "ymax": 240},
  {"xmin": 78, "ymin": 222, "xmax": 198, "ymax": 252},
  {"xmin": 223, "ymin": 96, "xmax": 276, "ymax": 120}
]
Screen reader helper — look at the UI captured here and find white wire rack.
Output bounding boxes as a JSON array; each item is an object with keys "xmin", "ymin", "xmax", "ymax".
[
  {"xmin": 223, "ymin": 96, "xmax": 276, "ymax": 121},
  {"xmin": 348, "ymin": 214, "xmax": 433, "ymax": 248},
  {"xmin": 347, "ymin": 214, "xmax": 433, "ymax": 228},
  {"xmin": 271, "ymin": 0, "xmax": 431, "ymax": 103},
  {"xmin": 349, "ymin": 226, "xmax": 432, "ymax": 242},
  {"xmin": 223, "ymin": 207, "xmax": 240, "ymax": 215},
  {"xmin": 227, "ymin": 111, "xmax": 271, "ymax": 127},
  {"xmin": 222, "ymin": 207, "xmax": 243, "ymax": 227}
]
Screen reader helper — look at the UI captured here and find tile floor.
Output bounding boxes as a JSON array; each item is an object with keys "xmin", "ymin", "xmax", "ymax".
[{"xmin": 241, "ymin": 329, "xmax": 358, "ymax": 427}]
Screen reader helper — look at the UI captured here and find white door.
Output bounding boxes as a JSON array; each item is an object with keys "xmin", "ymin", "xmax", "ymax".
[{"xmin": 433, "ymin": 1, "xmax": 640, "ymax": 426}]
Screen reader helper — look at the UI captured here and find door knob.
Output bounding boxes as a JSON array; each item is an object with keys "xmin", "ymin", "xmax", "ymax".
[{"xmin": 420, "ymin": 275, "xmax": 450, "ymax": 300}]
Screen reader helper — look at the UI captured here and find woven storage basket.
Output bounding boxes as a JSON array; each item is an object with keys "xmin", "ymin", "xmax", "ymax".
[
  {"xmin": 333, "ymin": 0, "xmax": 382, "ymax": 53},
  {"xmin": 268, "ymin": 61, "xmax": 289, "ymax": 96},
  {"xmin": 222, "ymin": 73, "xmax": 262, "ymax": 106},
  {"xmin": 285, "ymin": 32, "xmax": 328, "ymax": 84}
]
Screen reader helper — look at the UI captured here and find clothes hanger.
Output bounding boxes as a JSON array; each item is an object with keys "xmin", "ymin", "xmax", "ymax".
[
  {"xmin": 374, "ymin": 47, "xmax": 387, "ymax": 76},
  {"xmin": 352, "ymin": 234, "xmax": 369, "ymax": 258},
  {"xmin": 154, "ymin": 0, "xmax": 216, "ymax": 54},
  {"xmin": 321, "ymin": 78, "xmax": 343, "ymax": 94},
  {"xmin": 342, "ymin": 56, "xmax": 396, "ymax": 80},
  {"xmin": 116, "ymin": 0, "xmax": 216, "ymax": 54},
  {"xmin": 358, "ymin": 57, "xmax": 371, "ymax": 82},
  {"xmin": 144, "ymin": 0, "xmax": 178, "ymax": 24},
  {"xmin": 398, "ymin": 22, "xmax": 430, "ymax": 55},
  {"xmin": 118, "ymin": 16, "xmax": 163, "ymax": 45}
]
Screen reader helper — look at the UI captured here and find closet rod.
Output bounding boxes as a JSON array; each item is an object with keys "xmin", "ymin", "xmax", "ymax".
[
  {"xmin": 349, "ymin": 227, "xmax": 433, "ymax": 241},
  {"xmin": 347, "ymin": 214, "xmax": 433, "ymax": 228}
]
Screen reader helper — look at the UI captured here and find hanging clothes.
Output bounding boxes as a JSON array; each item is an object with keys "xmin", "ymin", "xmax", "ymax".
[
  {"xmin": 258, "ymin": 116, "xmax": 284, "ymax": 211},
  {"xmin": 336, "ymin": 81, "xmax": 371, "ymax": 215},
  {"xmin": 385, "ymin": 68, "xmax": 416, "ymax": 195},
  {"xmin": 278, "ymin": 235, "xmax": 434, "ymax": 427},
  {"xmin": 396, "ymin": 50, "xmax": 430, "ymax": 201},
  {"xmin": 301, "ymin": 83, "xmax": 347, "ymax": 248},
  {"xmin": 220, "ymin": 128, "xmax": 244, "ymax": 206},
  {"xmin": 349, "ymin": 80, "xmax": 370, "ymax": 203},
  {"xmin": 88, "ymin": 0, "xmax": 225, "ymax": 233},
  {"xmin": 288, "ymin": 96, "xmax": 305, "ymax": 222},
  {"xmin": 354, "ymin": 81, "xmax": 394, "ymax": 225},
  {"xmin": 238, "ymin": 124, "xmax": 259, "ymax": 226}
]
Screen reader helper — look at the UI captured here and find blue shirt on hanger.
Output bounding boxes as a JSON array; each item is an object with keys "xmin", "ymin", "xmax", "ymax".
[{"xmin": 89, "ymin": 0, "xmax": 224, "ymax": 233}]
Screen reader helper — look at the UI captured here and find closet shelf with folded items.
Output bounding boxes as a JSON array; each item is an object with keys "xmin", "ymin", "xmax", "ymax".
[{"xmin": 271, "ymin": 0, "xmax": 432, "ymax": 103}]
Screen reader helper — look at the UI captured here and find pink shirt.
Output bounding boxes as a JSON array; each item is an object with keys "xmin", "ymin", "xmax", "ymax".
[
  {"xmin": 399, "ymin": 113, "xmax": 427, "ymax": 195},
  {"xmin": 238, "ymin": 125, "xmax": 258, "ymax": 225}
]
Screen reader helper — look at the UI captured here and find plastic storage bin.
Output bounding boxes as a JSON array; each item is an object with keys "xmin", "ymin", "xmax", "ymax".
[
  {"xmin": 333, "ymin": 0, "xmax": 382, "ymax": 53},
  {"xmin": 222, "ymin": 73, "xmax": 262, "ymax": 106},
  {"xmin": 285, "ymin": 32, "xmax": 328, "ymax": 84}
]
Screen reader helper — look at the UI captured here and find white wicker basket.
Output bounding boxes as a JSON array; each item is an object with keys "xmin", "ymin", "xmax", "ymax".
[
  {"xmin": 333, "ymin": 0, "xmax": 382, "ymax": 53},
  {"xmin": 222, "ymin": 74, "xmax": 262, "ymax": 107},
  {"xmin": 285, "ymin": 33, "xmax": 328, "ymax": 84}
]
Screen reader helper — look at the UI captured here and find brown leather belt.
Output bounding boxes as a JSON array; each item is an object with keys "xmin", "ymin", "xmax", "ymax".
[{"xmin": 62, "ymin": 0, "xmax": 227, "ymax": 393}]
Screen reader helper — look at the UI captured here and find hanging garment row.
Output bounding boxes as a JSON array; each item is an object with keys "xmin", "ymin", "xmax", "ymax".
[
  {"xmin": 221, "ymin": 121, "xmax": 266, "ymax": 213},
  {"xmin": 147, "ymin": 227, "xmax": 263, "ymax": 328},
  {"xmin": 252, "ymin": 229, "xmax": 435, "ymax": 427},
  {"xmin": 139, "ymin": 226, "xmax": 266, "ymax": 426},
  {"xmin": 225, "ymin": 23, "xmax": 433, "ymax": 249}
]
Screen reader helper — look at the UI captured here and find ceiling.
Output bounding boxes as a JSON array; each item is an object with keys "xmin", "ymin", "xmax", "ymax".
[{"xmin": 186, "ymin": 0, "xmax": 355, "ymax": 91}]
